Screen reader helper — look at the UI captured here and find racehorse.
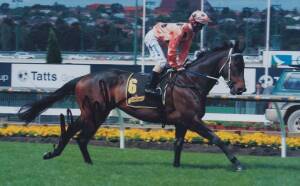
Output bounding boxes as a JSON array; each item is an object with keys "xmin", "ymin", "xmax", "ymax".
[{"xmin": 18, "ymin": 41, "xmax": 246, "ymax": 171}]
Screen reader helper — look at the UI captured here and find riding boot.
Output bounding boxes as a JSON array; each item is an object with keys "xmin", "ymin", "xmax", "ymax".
[{"xmin": 145, "ymin": 71, "xmax": 161, "ymax": 95}]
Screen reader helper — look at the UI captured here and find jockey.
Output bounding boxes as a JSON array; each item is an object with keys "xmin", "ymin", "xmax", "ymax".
[{"xmin": 144, "ymin": 10, "xmax": 211, "ymax": 95}]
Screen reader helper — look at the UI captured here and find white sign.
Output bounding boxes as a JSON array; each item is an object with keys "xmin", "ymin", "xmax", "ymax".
[
  {"xmin": 211, "ymin": 68, "xmax": 256, "ymax": 94},
  {"xmin": 12, "ymin": 64, "xmax": 90, "ymax": 89},
  {"xmin": 263, "ymin": 51, "xmax": 300, "ymax": 67}
]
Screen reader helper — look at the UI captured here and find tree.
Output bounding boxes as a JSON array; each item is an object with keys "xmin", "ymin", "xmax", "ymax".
[
  {"xmin": 171, "ymin": 0, "xmax": 191, "ymax": 22},
  {"xmin": 53, "ymin": 2, "xmax": 67, "ymax": 12},
  {"xmin": 111, "ymin": 3, "xmax": 124, "ymax": 14},
  {"xmin": 97, "ymin": 5, "xmax": 106, "ymax": 13},
  {"xmin": 221, "ymin": 7, "xmax": 236, "ymax": 18},
  {"xmin": 241, "ymin": 7, "xmax": 253, "ymax": 18},
  {"xmin": 96, "ymin": 24, "xmax": 123, "ymax": 52},
  {"xmin": 46, "ymin": 28, "xmax": 62, "ymax": 64},
  {"xmin": 64, "ymin": 22, "xmax": 81, "ymax": 51},
  {"xmin": 29, "ymin": 23, "xmax": 52, "ymax": 50},
  {"xmin": 0, "ymin": 3, "xmax": 9, "ymax": 13},
  {"xmin": 0, "ymin": 18, "xmax": 14, "ymax": 50}
]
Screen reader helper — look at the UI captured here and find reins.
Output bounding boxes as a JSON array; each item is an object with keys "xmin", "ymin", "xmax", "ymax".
[
  {"xmin": 162, "ymin": 47, "xmax": 243, "ymax": 97},
  {"xmin": 183, "ymin": 48, "xmax": 243, "ymax": 86}
]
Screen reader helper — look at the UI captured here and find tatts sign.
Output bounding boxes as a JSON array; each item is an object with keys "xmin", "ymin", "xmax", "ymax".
[{"xmin": 12, "ymin": 64, "xmax": 90, "ymax": 89}]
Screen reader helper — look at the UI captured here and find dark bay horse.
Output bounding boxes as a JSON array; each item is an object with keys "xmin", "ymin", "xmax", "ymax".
[{"xmin": 18, "ymin": 41, "xmax": 246, "ymax": 171}]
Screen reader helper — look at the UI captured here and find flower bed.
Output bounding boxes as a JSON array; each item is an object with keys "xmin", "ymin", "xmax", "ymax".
[{"xmin": 0, "ymin": 125, "xmax": 300, "ymax": 149}]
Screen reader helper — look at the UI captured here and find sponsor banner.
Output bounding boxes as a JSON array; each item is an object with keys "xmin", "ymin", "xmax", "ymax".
[
  {"xmin": 263, "ymin": 51, "xmax": 300, "ymax": 67},
  {"xmin": 211, "ymin": 68, "xmax": 256, "ymax": 94},
  {"xmin": 256, "ymin": 67, "xmax": 285, "ymax": 88},
  {"xmin": 12, "ymin": 64, "xmax": 90, "ymax": 89},
  {"xmin": 0, "ymin": 63, "xmax": 11, "ymax": 87}
]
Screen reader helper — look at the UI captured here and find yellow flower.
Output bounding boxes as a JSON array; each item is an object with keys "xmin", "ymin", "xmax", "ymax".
[{"xmin": 0, "ymin": 125, "xmax": 300, "ymax": 148}]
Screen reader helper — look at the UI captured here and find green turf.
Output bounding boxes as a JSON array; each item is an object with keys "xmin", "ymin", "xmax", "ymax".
[{"xmin": 0, "ymin": 141, "xmax": 299, "ymax": 186}]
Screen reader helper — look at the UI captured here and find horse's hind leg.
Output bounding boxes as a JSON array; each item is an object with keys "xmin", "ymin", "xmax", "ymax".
[
  {"xmin": 190, "ymin": 116, "xmax": 243, "ymax": 171},
  {"xmin": 173, "ymin": 124, "xmax": 187, "ymax": 167},
  {"xmin": 77, "ymin": 100, "xmax": 111, "ymax": 164},
  {"xmin": 76, "ymin": 121, "xmax": 98, "ymax": 164},
  {"xmin": 76, "ymin": 115, "xmax": 109, "ymax": 164},
  {"xmin": 43, "ymin": 117, "xmax": 83, "ymax": 160}
]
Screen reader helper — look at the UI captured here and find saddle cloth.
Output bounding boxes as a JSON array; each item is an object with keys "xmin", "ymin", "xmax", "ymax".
[{"xmin": 126, "ymin": 73, "xmax": 165, "ymax": 108}]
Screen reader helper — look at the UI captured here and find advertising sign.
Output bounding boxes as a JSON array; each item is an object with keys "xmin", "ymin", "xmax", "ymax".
[
  {"xmin": 263, "ymin": 51, "xmax": 300, "ymax": 67},
  {"xmin": 256, "ymin": 67, "xmax": 285, "ymax": 88},
  {"xmin": 271, "ymin": 55, "xmax": 292, "ymax": 66},
  {"xmin": 0, "ymin": 63, "xmax": 11, "ymax": 87},
  {"xmin": 12, "ymin": 64, "xmax": 90, "ymax": 89}
]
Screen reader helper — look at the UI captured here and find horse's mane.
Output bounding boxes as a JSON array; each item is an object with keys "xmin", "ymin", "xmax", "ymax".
[
  {"xmin": 201, "ymin": 42, "xmax": 232, "ymax": 57},
  {"xmin": 186, "ymin": 43, "xmax": 232, "ymax": 67}
]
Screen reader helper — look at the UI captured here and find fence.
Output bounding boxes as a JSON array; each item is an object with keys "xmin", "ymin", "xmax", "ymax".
[
  {"xmin": 0, "ymin": 88, "xmax": 300, "ymax": 158},
  {"xmin": 0, "ymin": 88, "xmax": 269, "ymax": 123},
  {"xmin": 207, "ymin": 94, "xmax": 300, "ymax": 158}
]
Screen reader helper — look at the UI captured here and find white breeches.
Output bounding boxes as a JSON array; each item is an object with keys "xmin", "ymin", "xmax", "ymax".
[{"xmin": 144, "ymin": 30, "xmax": 167, "ymax": 73}]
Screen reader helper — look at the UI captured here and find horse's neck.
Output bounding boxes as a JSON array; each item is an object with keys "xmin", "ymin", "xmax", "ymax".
[{"xmin": 188, "ymin": 51, "xmax": 227, "ymax": 94}]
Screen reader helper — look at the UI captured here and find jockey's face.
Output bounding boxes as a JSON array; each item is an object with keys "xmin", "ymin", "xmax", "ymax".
[{"xmin": 192, "ymin": 22, "xmax": 204, "ymax": 32}]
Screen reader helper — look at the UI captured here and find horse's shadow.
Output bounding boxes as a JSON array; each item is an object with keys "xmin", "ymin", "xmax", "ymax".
[
  {"xmin": 241, "ymin": 162, "xmax": 300, "ymax": 171},
  {"xmin": 100, "ymin": 160, "xmax": 230, "ymax": 170},
  {"xmin": 101, "ymin": 160, "xmax": 300, "ymax": 171}
]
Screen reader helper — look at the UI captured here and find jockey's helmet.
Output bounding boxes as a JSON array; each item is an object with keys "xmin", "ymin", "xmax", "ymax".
[{"xmin": 188, "ymin": 10, "xmax": 211, "ymax": 25}]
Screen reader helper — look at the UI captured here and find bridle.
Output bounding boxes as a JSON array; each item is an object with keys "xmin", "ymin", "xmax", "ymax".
[
  {"xmin": 184, "ymin": 48, "xmax": 243, "ymax": 88},
  {"xmin": 218, "ymin": 48, "xmax": 243, "ymax": 88}
]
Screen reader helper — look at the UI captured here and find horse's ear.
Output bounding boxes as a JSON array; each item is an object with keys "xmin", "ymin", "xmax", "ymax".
[
  {"xmin": 233, "ymin": 39, "xmax": 245, "ymax": 53},
  {"xmin": 222, "ymin": 41, "xmax": 232, "ymax": 48},
  {"xmin": 229, "ymin": 40, "xmax": 235, "ymax": 48}
]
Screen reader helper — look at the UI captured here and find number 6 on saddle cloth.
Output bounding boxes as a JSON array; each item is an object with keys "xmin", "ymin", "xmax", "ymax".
[{"xmin": 126, "ymin": 73, "xmax": 168, "ymax": 109}]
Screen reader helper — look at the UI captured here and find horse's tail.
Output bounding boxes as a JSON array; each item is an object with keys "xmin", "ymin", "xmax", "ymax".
[{"xmin": 18, "ymin": 76, "xmax": 82, "ymax": 124}]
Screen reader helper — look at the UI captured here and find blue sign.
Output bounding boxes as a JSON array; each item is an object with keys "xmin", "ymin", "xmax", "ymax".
[
  {"xmin": 256, "ymin": 67, "xmax": 285, "ymax": 87},
  {"xmin": 0, "ymin": 63, "xmax": 11, "ymax": 87},
  {"xmin": 271, "ymin": 55, "xmax": 292, "ymax": 66}
]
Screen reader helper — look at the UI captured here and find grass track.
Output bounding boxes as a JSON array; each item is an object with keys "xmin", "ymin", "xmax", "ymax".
[{"xmin": 0, "ymin": 141, "xmax": 300, "ymax": 186}]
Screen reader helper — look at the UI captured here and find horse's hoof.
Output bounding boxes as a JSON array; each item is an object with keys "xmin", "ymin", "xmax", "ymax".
[
  {"xmin": 234, "ymin": 164, "xmax": 244, "ymax": 172},
  {"xmin": 173, "ymin": 163, "xmax": 180, "ymax": 168},
  {"xmin": 85, "ymin": 160, "xmax": 93, "ymax": 165},
  {"xmin": 43, "ymin": 152, "xmax": 54, "ymax": 160}
]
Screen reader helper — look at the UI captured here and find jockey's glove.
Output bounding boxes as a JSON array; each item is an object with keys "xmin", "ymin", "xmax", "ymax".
[
  {"xmin": 167, "ymin": 68, "xmax": 176, "ymax": 73},
  {"xmin": 176, "ymin": 67, "xmax": 185, "ymax": 71}
]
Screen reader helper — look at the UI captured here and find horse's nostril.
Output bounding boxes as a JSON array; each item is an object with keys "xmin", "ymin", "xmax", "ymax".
[
  {"xmin": 235, "ymin": 88, "xmax": 246, "ymax": 95},
  {"xmin": 237, "ymin": 88, "xmax": 246, "ymax": 92}
]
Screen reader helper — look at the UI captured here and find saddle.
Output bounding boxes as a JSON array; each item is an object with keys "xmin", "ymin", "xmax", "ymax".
[
  {"xmin": 125, "ymin": 58, "xmax": 197, "ymax": 109},
  {"xmin": 126, "ymin": 72, "xmax": 170, "ymax": 109}
]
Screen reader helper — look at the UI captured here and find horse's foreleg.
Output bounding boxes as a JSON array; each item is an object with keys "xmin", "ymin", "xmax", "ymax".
[
  {"xmin": 190, "ymin": 117, "xmax": 243, "ymax": 171},
  {"xmin": 173, "ymin": 124, "xmax": 187, "ymax": 167},
  {"xmin": 43, "ymin": 117, "xmax": 83, "ymax": 160}
]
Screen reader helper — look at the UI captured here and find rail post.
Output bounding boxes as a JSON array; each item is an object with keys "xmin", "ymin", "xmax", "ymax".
[
  {"xmin": 116, "ymin": 109, "xmax": 125, "ymax": 149},
  {"xmin": 274, "ymin": 103, "xmax": 286, "ymax": 158}
]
